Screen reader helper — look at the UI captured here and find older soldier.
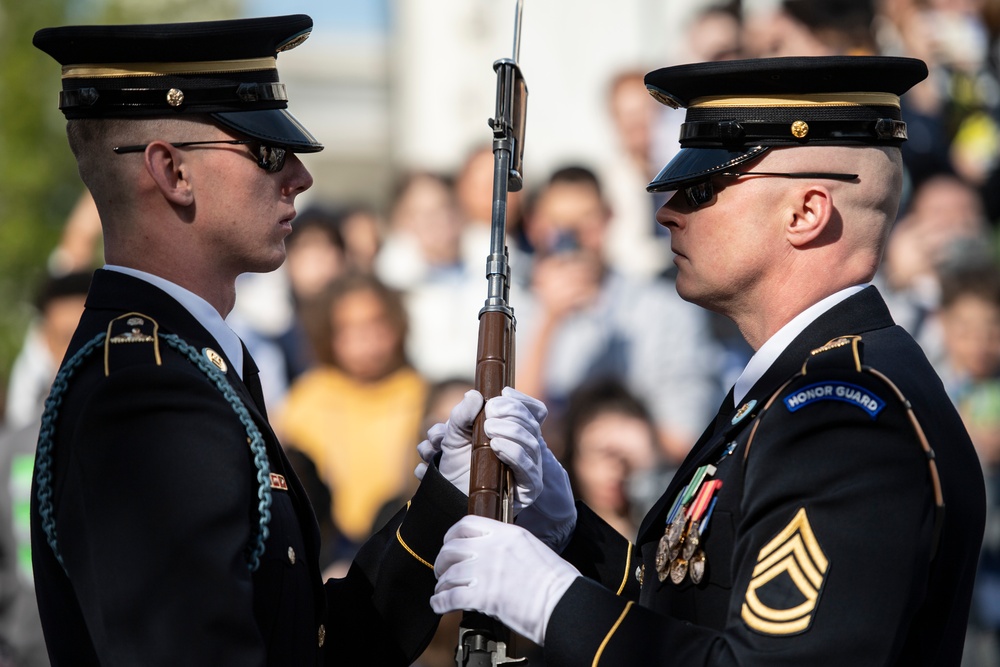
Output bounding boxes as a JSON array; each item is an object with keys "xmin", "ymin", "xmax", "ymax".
[
  {"xmin": 30, "ymin": 15, "xmax": 545, "ymax": 666},
  {"xmin": 429, "ymin": 56, "xmax": 986, "ymax": 666}
]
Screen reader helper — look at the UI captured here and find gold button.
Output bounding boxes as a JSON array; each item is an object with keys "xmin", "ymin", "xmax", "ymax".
[
  {"xmin": 166, "ymin": 88, "xmax": 185, "ymax": 107},
  {"xmin": 287, "ymin": 546, "xmax": 296, "ymax": 565},
  {"xmin": 318, "ymin": 624, "xmax": 326, "ymax": 647},
  {"xmin": 790, "ymin": 120, "xmax": 809, "ymax": 139}
]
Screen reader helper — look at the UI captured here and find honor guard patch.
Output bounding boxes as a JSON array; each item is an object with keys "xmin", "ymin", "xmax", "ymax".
[
  {"xmin": 783, "ymin": 381, "xmax": 885, "ymax": 419},
  {"xmin": 742, "ymin": 508, "xmax": 828, "ymax": 636}
]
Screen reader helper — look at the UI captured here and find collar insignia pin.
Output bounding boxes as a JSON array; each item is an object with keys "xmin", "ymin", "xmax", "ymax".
[
  {"xmin": 203, "ymin": 347, "xmax": 227, "ymax": 373},
  {"xmin": 732, "ymin": 399, "xmax": 757, "ymax": 425}
]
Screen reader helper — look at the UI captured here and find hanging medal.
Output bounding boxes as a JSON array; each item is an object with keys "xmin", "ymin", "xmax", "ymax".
[{"xmin": 654, "ymin": 461, "xmax": 726, "ymax": 585}]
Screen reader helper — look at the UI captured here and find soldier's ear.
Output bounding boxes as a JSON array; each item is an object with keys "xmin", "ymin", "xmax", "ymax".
[
  {"xmin": 144, "ymin": 141, "xmax": 194, "ymax": 207},
  {"xmin": 785, "ymin": 185, "xmax": 833, "ymax": 249}
]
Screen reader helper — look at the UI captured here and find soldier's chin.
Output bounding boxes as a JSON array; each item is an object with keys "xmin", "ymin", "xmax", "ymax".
[{"xmin": 245, "ymin": 252, "xmax": 287, "ymax": 276}]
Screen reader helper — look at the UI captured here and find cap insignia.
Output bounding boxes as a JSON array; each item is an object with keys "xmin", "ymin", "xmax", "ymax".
[
  {"xmin": 277, "ymin": 29, "xmax": 311, "ymax": 53},
  {"xmin": 166, "ymin": 88, "xmax": 184, "ymax": 107},
  {"xmin": 645, "ymin": 84, "xmax": 682, "ymax": 109}
]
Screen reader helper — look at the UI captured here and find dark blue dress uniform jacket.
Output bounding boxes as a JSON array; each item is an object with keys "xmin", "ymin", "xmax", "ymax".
[
  {"xmin": 29, "ymin": 269, "xmax": 466, "ymax": 667},
  {"xmin": 546, "ymin": 286, "xmax": 986, "ymax": 666}
]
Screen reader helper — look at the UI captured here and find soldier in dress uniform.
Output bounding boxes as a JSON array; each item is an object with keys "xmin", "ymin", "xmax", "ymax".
[
  {"xmin": 29, "ymin": 14, "xmax": 548, "ymax": 666},
  {"xmin": 429, "ymin": 57, "xmax": 987, "ymax": 665}
]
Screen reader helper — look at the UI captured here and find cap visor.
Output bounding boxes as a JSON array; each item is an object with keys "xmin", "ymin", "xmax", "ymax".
[
  {"xmin": 212, "ymin": 108, "xmax": 323, "ymax": 153},
  {"xmin": 647, "ymin": 146, "xmax": 768, "ymax": 192}
]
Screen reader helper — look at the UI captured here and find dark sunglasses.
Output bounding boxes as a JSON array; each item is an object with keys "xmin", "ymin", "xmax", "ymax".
[
  {"xmin": 679, "ymin": 171, "xmax": 859, "ymax": 209},
  {"xmin": 112, "ymin": 139, "xmax": 287, "ymax": 173}
]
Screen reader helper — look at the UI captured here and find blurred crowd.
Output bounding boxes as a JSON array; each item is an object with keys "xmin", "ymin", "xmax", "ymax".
[{"xmin": 4, "ymin": 0, "xmax": 1000, "ymax": 665}]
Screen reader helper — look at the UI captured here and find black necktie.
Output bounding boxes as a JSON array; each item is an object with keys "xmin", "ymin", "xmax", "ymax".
[
  {"xmin": 240, "ymin": 342, "xmax": 268, "ymax": 418},
  {"xmin": 712, "ymin": 386, "xmax": 736, "ymax": 434}
]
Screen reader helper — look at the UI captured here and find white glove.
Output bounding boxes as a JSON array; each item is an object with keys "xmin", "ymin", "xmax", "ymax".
[
  {"xmin": 431, "ymin": 515, "xmax": 580, "ymax": 645},
  {"xmin": 415, "ymin": 390, "xmax": 483, "ymax": 493},
  {"xmin": 490, "ymin": 388, "xmax": 578, "ymax": 552},
  {"xmin": 415, "ymin": 388, "xmax": 545, "ymax": 514}
]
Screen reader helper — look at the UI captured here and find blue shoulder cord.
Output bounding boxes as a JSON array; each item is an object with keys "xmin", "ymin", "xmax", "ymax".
[{"xmin": 35, "ymin": 332, "xmax": 273, "ymax": 574}]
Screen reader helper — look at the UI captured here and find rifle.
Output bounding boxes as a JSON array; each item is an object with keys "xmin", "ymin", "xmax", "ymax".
[{"xmin": 456, "ymin": 1, "xmax": 529, "ymax": 665}]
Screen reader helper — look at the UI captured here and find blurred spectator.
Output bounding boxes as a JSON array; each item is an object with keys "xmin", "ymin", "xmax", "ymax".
[
  {"xmin": 0, "ymin": 272, "xmax": 87, "ymax": 667},
  {"xmin": 4, "ymin": 272, "xmax": 91, "ymax": 430},
  {"xmin": 284, "ymin": 206, "xmax": 347, "ymax": 304},
  {"xmin": 455, "ymin": 144, "xmax": 531, "ymax": 287},
  {"xmin": 375, "ymin": 170, "xmax": 515, "ymax": 382},
  {"xmin": 45, "ymin": 191, "xmax": 102, "ymax": 277},
  {"xmin": 228, "ymin": 206, "xmax": 357, "ymax": 411},
  {"xmin": 337, "ymin": 204, "xmax": 384, "ymax": 276},
  {"xmin": 601, "ymin": 70, "xmax": 672, "ymax": 279},
  {"xmin": 227, "ymin": 271, "xmax": 297, "ymax": 414},
  {"xmin": 937, "ymin": 262, "xmax": 1000, "ymax": 465},
  {"xmin": 274, "ymin": 273, "xmax": 427, "ymax": 546},
  {"xmin": 0, "ymin": 421, "xmax": 51, "ymax": 667},
  {"xmin": 935, "ymin": 262, "xmax": 1000, "ymax": 666},
  {"xmin": 375, "ymin": 171, "xmax": 465, "ymax": 289},
  {"xmin": 683, "ymin": 3, "xmax": 744, "ymax": 62},
  {"xmin": 558, "ymin": 379, "xmax": 659, "ymax": 540},
  {"xmin": 516, "ymin": 166, "xmax": 723, "ymax": 465},
  {"xmin": 879, "ymin": 172, "xmax": 993, "ymax": 364}
]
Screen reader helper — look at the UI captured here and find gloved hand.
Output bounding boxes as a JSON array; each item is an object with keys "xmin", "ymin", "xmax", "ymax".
[
  {"xmin": 491, "ymin": 389, "xmax": 578, "ymax": 553},
  {"xmin": 431, "ymin": 515, "xmax": 580, "ymax": 646},
  {"xmin": 414, "ymin": 390, "xmax": 483, "ymax": 493},
  {"xmin": 415, "ymin": 387, "xmax": 545, "ymax": 513}
]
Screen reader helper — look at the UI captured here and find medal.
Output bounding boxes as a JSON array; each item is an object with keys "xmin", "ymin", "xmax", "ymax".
[
  {"xmin": 655, "ymin": 533, "xmax": 671, "ymax": 582},
  {"xmin": 682, "ymin": 525, "xmax": 700, "ymax": 561},
  {"xmin": 656, "ymin": 469, "xmax": 725, "ymax": 586},
  {"xmin": 670, "ymin": 557, "xmax": 688, "ymax": 584},
  {"xmin": 689, "ymin": 549, "xmax": 707, "ymax": 584}
]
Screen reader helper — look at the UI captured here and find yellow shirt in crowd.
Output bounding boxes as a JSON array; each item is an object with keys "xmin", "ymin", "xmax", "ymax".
[{"xmin": 275, "ymin": 366, "xmax": 427, "ymax": 542}]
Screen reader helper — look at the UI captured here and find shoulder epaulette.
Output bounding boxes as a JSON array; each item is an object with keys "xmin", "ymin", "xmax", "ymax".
[
  {"xmin": 801, "ymin": 334, "xmax": 864, "ymax": 375},
  {"xmin": 104, "ymin": 312, "xmax": 162, "ymax": 376}
]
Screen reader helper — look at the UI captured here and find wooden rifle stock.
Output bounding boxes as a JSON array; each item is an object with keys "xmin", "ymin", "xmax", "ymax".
[{"xmin": 469, "ymin": 310, "xmax": 515, "ymax": 519}]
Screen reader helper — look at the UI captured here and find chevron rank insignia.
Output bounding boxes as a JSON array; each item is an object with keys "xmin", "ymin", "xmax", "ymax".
[{"xmin": 742, "ymin": 508, "xmax": 828, "ymax": 636}]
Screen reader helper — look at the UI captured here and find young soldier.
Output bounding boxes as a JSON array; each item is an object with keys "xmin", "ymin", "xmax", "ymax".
[{"xmin": 30, "ymin": 15, "xmax": 545, "ymax": 666}]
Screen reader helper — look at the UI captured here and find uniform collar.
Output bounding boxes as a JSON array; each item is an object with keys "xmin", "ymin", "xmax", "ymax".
[
  {"xmin": 103, "ymin": 264, "xmax": 245, "ymax": 378},
  {"xmin": 733, "ymin": 284, "xmax": 868, "ymax": 404}
]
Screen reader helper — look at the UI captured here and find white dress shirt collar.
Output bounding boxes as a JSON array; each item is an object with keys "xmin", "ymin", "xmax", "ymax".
[{"xmin": 733, "ymin": 285, "xmax": 867, "ymax": 405}]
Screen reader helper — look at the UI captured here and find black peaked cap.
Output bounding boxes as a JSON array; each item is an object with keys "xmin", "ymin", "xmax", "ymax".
[
  {"xmin": 33, "ymin": 14, "xmax": 323, "ymax": 152},
  {"xmin": 644, "ymin": 56, "xmax": 928, "ymax": 192}
]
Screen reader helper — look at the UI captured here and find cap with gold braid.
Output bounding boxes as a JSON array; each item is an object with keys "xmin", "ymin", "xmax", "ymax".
[
  {"xmin": 32, "ymin": 14, "xmax": 323, "ymax": 153},
  {"xmin": 644, "ymin": 56, "xmax": 927, "ymax": 192}
]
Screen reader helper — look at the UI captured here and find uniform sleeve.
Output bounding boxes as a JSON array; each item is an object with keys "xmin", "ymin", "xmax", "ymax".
[
  {"xmin": 57, "ymin": 365, "xmax": 266, "ymax": 667},
  {"xmin": 560, "ymin": 502, "xmax": 641, "ymax": 599},
  {"xmin": 323, "ymin": 460, "xmax": 467, "ymax": 666},
  {"xmin": 544, "ymin": 369, "xmax": 939, "ymax": 666}
]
